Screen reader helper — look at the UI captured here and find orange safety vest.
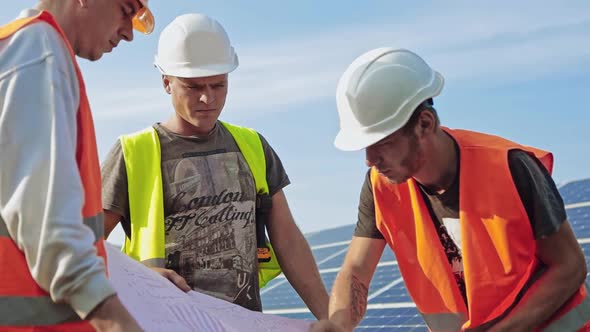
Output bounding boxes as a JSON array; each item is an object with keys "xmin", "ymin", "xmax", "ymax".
[
  {"xmin": 372, "ymin": 128, "xmax": 590, "ymax": 332},
  {"xmin": 0, "ymin": 11, "xmax": 106, "ymax": 332}
]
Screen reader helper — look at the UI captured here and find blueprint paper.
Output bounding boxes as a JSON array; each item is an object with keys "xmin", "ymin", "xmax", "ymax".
[{"xmin": 106, "ymin": 244, "xmax": 311, "ymax": 332}]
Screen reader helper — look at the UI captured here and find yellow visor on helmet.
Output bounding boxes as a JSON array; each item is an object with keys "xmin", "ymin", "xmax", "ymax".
[{"xmin": 132, "ymin": 0, "xmax": 154, "ymax": 34}]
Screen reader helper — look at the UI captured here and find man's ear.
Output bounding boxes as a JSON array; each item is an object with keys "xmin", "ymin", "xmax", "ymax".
[
  {"xmin": 162, "ymin": 75, "xmax": 172, "ymax": 94},
  {"xmin": 417, "ymin": 110, "xmax": 435, "ymax": 137}
]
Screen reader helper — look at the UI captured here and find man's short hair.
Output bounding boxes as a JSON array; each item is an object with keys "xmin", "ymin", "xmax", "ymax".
[{"xmin": 401, "ymin": 98, "xmax": 439, "ymax": 134}]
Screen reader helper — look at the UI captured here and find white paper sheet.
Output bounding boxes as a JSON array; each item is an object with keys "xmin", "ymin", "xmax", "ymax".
[{"xmin": 106, "ymin": 244, "xmax": 311, "ymax": 332}]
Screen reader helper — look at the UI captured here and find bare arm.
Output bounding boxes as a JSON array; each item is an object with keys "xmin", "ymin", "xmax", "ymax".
[
  {"xmin": 266, "ymin": 190, "xmax": 329, "ymax": 319},
  {"xmin": 328, "ymin": 236, "xmax": 385, "ymax": 331},
  {"xmin": 489, "ymin": 220, "xmax": 587, "ymax": 332},
  {"xmin": 88, "ymin": 295, "xmax": 143, "ymax": 332}
]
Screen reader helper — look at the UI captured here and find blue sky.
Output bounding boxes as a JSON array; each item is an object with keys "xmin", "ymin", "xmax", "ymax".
[{"xmin": 3, "ymin": 1, "xmax": 590, "ymax": 246}]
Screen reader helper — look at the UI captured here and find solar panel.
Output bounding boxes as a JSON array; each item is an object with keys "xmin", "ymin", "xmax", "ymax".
[
  {"xmin": 568, "ymin": 206, "xmax": 590, "ymax": 239},
  {"xmin": 315, "ymin": 250, "xmax": 348, "ymax": 269},
  {"xmin": 581, "ymin": 242, "xmax": 590, "ymax": 283},
  {"xmin": 261, "ymin": 178, "xmax": 590, "ymax": 331},
  {"xmin": 366, "ymin": 268, "xmax": 411, "ymax": 304},
  {"xmin": 305, "ymin": 224, "xmax": 356, "ymax": 246},
  {"xmin": 262, "ymin": 280, "xmax": 306, "ymax": 310},
  {"xmin": 313, "ymin": 244, "xmax": 349, "ymax": 266},
  {"xmin": 560, "ymin": 178, "xmax": 590, "ymax": 205},
  {"xmin": 358, "ymin": 308, "xmax": 426, "ymax": 331}
]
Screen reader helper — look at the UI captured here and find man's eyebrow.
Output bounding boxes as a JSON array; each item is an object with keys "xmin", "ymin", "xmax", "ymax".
[{"xmin": 180, "ymin": 81, "xmax": 203, "ymax": 88}]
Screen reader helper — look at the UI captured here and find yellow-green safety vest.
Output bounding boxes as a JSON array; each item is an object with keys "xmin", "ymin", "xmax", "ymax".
[{"xmin": 119, "ymin": 121, "xmax": 282, "ymax": 288}]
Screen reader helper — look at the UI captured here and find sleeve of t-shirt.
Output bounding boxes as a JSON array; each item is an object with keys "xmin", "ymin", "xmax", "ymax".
[
  {"xmin": 258, "ymin": 133, "xmax": 291, "ymax": 196},
  {"xmin": 508, "ymin": 149, "xmax": 567, "ymax": 239},
  {"xmin": 354, "ymin": 170, "xmax": 385, "ymax": 239},
  {"xmin": 100, "ymin": 139, "xmax": 131, "ymax": 238}
]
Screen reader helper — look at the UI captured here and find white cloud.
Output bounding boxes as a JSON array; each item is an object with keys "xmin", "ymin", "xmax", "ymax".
[
  {"xmin": 90, "ymin": 1, "xmax": 590, "ymax": 120},
  {"xmin": 91, "ymin": 87, "xmax": 168, "ymax": 119}
]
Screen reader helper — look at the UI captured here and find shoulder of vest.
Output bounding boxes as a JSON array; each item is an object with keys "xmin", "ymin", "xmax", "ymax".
[
  {"xmin": 445, "ymin": 128, "xmax": 518, "ymax": 150},
  {"xmin": 219, "ymin": 121, "xmax": 259, "ymax": 136},
  {"xmin": 0, "ymin": 12, "xmax": 44, "ymax": 39},
  {"xmin": 121, "ymin": 126, "xmax": 157, "ymax": 140}
]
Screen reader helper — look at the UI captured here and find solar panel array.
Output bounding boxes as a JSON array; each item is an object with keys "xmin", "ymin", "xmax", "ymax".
[{"xmin": 261, "ymin": 178, "xmax": 590, "ymax": 331}]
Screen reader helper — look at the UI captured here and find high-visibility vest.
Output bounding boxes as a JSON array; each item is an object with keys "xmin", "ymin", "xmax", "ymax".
[
  {"xmin": 0, "ymin": 11, "xmax": 106, "ymax": 332},
  {"xmin": 371, "ymin": 128, "xmax": 590, "ymax": 331},
  {"xmin": 119, "ymin": 122, "xmax": 282, "ymax": 288}
]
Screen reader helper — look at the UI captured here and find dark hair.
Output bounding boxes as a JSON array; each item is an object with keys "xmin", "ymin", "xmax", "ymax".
[{"xmin": 401, "ymin": 98, "xmax": 439, "ymax": 135}]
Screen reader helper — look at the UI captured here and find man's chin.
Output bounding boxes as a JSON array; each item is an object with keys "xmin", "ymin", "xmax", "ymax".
[
  {"xmin": 78, "ymin": 49, "xmax": 104, "ymax": 62},
  {"xmin": 193, "ymin": 115, "xmax": 221, "ymax": 126},
  {"xmin": 387, "ymin": 176, "xmax": 410, "ymax": 185}
]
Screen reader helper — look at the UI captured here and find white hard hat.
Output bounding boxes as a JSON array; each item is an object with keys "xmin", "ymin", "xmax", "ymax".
[
  {"xmin": 154, "ymin": 13, "xmax": 238, "ymax": 78},
  {"xmin": 334, "ymin": 48, "xmax": 444, "ymax": 151}
]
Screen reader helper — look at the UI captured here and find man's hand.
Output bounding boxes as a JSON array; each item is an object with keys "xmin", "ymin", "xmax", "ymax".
[
  {"xmin": 309, "ymin": 320, "xmax": 348, "ymax": 332},
  {"xmin": 150, "ymin": 267, "xmax": 191, "ymax": 292},
  {"xmin": 87, "ymin": 295, "xmax": 143, "ymax": 332}
]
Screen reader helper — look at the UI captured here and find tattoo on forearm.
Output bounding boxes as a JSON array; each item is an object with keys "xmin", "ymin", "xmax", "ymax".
[{"xmin": 350, "ymin": 275, "xmax": 368, "ymax": 323}]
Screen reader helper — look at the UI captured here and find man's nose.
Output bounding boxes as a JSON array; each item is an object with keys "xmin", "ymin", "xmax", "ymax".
[
  {"xmin": 199, "ymin": 87, "xmax": 215, "ymax": 104},
  {"xmin": 120, "ymin": 19, "xmax": 134, "ymax": 42}
]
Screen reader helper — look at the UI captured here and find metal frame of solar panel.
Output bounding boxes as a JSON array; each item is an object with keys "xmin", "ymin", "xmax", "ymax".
[{"xmin": 261, "ymin": 178, "xmax": 590, "ymax": 331}]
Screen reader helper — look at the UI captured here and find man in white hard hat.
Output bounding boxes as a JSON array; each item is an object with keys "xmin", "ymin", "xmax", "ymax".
[
  {"xmin": 0, "ymin": 0, "xmax": 154, "ymax": 331},
  {"xmin": 101, "ymin": 13, "xmax": 329, "ymax": 317},
  {"xmin": 311, "ymin": 48, "xmax": 590, "ymax": 332}
]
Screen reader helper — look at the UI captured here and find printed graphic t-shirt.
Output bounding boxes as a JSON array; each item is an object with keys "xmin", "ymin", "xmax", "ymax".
[{"xmin": 101, "ymin": 122, "xmax": 290, "ymax": 311}]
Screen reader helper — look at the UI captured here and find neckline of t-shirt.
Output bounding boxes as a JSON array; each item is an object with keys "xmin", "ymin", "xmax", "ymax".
[{"xmin": 154, "ymin": 122, "xmax": 221, "ymax": 141}]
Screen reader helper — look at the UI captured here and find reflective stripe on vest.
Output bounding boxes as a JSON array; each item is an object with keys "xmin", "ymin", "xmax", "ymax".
[
  {"xmin": 120, "ymin": 121, "xmax": 282, "ymax": 287},
  {"xmin": 0, "ymin": 296, "xmax": 79, "ymax": 326},
  {"xmin": 372, "ymin": 128, "xmax": 590, "ymax": 330},
  {"xmin": 0, "ymin": 213, "xmax": 103, "ymax": 242},
  {"xmin": 0, "ymin": 11, "xmax": 106, "ymax": 331},
  {"xmin": 84, "ymin": 213, "xmax": 105, "ymax": 242},
  {"xmin": 544, "ymin": 285, "xmax": 590, "ymax": 332}
]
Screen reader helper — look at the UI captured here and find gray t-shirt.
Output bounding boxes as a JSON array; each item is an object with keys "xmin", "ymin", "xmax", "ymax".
[{"xmin": 101, "ymin": 122, "xmax": 290, "ymax": 312}]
